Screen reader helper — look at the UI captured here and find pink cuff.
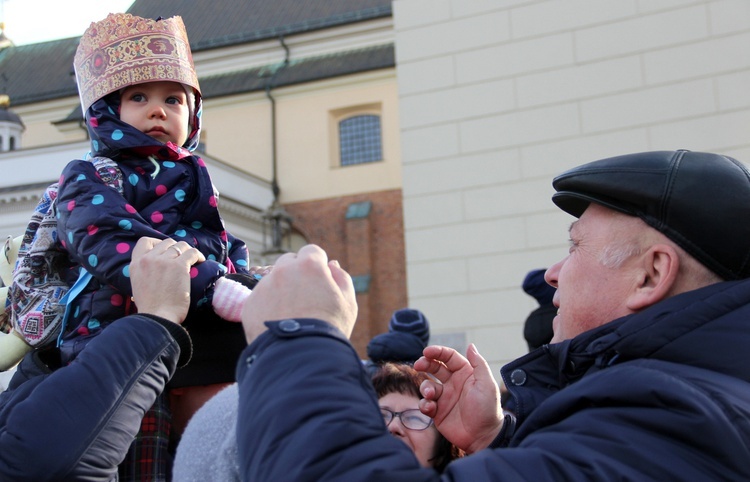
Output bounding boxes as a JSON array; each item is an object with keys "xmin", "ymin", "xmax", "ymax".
[{"xmin": 212, "ymin": 276, "xmax": 252, "ymax": 322}]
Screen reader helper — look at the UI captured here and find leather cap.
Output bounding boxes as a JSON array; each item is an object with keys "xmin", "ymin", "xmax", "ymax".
[{"xmin": 552, "ymin": 150, "xmax": 750, "ymax": 280}]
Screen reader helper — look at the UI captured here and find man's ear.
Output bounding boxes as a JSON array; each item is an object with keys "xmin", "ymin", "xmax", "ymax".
[{"xmin": 626, "ymin": 244, "xmax": 680, "ymax": 311}]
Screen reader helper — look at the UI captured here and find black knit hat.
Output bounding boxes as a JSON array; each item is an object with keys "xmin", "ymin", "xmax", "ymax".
[
  {"xmin": 522, "ymin": 268, "xmax": 555, "ymax": 306},
  {"xmin": 552, "ymin": 150, "xmax": 750, "ymax": 280},
  {"xmin": 366, "ymin": 308, "xmax": 430, "ymax": 364},
  {"xmin": 168, "ymin": 273, "xmax": 256, "ymax": 388}
]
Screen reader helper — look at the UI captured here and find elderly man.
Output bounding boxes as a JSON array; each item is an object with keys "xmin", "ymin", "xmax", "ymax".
[{"xmin": 237, "ymin": 150, "xmax": 750, "ymax": 480}]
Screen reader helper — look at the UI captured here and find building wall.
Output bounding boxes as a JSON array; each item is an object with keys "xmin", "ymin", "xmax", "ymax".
[
  {"xmin": 202, "ymin": 68, "xmax": 407, "ymax": 356},
  {"xmin": 285, "ymin": 188, "xmax": 407, "ymax": 357},
  {"xmin": 393, "ymin": 0, "xmax": 750, "ymax": 374},
  {"xmin": 203, "ymin": 70, "xmax": 402, "ymax": 204},
  {"xmin": 13, "ymin": 98, "xmax": 85, "ymax": 148}
]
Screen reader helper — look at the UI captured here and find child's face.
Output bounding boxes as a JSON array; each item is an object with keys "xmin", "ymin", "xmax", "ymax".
[{"xmin": 119, "ymin": 81, "xmax": 190, "ymax": 146}]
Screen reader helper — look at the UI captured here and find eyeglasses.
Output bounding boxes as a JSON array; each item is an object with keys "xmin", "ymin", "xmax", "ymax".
[{"xmin": 380, "ymin": 408, "xmax": 433, "ymax": 431}]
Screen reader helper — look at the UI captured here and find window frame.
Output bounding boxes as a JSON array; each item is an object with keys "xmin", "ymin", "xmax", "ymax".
[{"xmin": 329, "ymin": 103, "xmax": 383, "ymax": 168}]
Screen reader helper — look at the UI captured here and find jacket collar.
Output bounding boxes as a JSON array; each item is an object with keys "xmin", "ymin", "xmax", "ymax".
[{"xmin": 502, "ymin": 278, "xmax": 750, "ymax": 421}]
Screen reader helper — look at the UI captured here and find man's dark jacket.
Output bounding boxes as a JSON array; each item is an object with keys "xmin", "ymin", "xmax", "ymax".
[
  {"xmin": 0, "ymin": 315, "xmax": 190, "ymax": 481},
  {"xmin": 237, "ymin": 279, "xmax": 750, "ymax": 480}
]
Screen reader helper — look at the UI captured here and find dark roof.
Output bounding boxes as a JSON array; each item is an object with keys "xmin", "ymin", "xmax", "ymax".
[
  {"xmin": 0, "ymin": 106, "xmax": 24, "ymax": 126},
  {"xmin": 0, "ymin": 37, "xmax": 80, "ymax": 106},
  {"xmin": 128, "ymin": 0, "xmax": 392, "ymax": 50},
  {"xmin": 202, "ymin": 44, "xmax": 394, "ymax": 99},
  {"xmin": 0, "ymin": 0, "xmax": 392, "ymax": 108}
]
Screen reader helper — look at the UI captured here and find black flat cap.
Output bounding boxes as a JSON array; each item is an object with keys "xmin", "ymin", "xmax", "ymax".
[{"xmin": 552, "ymin": 150, "xmax": 750, "ymax": 280}]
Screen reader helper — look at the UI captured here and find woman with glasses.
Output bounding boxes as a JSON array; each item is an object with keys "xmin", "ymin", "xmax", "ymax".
[{"xmin": 371, "ymin": 362, "xmax": 463, "ymax": 472}]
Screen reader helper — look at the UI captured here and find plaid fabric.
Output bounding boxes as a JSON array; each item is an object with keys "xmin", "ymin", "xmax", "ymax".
[{"xmin": 119, "ymin": 393, "xmax": 173, "ymax": 481}]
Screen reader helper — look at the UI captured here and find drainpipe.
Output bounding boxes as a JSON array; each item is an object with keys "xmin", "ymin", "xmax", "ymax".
[
  {"xmin": 262, "ymin": 36, "xmax": 292, "ymax": 255},
  {"xmin": 265, "ymin": 36, "xmax": 290, "ymax": 201}
]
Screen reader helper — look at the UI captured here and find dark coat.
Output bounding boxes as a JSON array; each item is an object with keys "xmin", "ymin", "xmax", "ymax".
[
  {"xmin": 0, "ymin": 314, "xmax": 190, "ymax": 481},
  {"xmin": 8, "ymin": 92, "xmax": 249, "ymax": 360},
  {"xmin": 236, "ymin": 279, "xmax": 750, "ymax": 481},
  {"xmin": 50, "ymin": 92, "xmax": 249, "ymax": 359}
]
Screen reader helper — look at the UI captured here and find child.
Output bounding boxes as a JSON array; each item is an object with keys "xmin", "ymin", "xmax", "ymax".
[
  {"xmin": 4, "ymin": 13, "xmax": 253, "ymax": 367},
  {"xmin": 4, "ymin": 13, "xmax": 256, "ymax": 480}
]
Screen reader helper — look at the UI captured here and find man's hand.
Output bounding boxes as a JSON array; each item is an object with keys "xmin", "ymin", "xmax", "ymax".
[
  {"xmin": 414, "ymin": 344, "xmax": 504, "ymax": 454},
  {"xmin": 130, "ymin": 237, "xmax": 205, "ymax": 324},
  {"xmin": 240, "ymin": 244, "xmax": 357, "ymax": 343}
]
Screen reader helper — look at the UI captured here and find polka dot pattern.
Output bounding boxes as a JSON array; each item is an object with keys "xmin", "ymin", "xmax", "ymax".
[
  {"xmin": 53, "ymin": 92, "xmax": 250, "ymax": 362},
  {"xmin": 110, "ymin": 294, "xmax": 123, "ymax": 307}
]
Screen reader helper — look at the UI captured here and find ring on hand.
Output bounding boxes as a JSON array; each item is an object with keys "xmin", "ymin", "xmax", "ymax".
[{"xmin": 169, "ymin": 245, "xmax": 182, "ymax": 256}]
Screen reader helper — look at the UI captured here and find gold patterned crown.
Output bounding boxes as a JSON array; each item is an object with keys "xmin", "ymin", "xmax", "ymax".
[{"xmin": 74, "ymin": 13, "xmax": 201, "ymax": 112}]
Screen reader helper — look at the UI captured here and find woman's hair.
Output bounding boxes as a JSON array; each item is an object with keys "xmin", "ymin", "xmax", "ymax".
[{"xmin": 371, "ymin": 362, "xmax": 464, "ymax": 472}]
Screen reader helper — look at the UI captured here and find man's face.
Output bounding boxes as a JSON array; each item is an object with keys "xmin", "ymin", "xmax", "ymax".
[
  {"xmin": 120, "ymin": 81, "xmax": 190, "ymax": 147},
  {"xmin": 545, "ymin": 203, "xmax": 644, "ymax": 343}
]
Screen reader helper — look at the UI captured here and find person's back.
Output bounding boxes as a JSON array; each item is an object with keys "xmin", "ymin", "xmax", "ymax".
[{"xmin": 173, "ymin": 383, "xmax": 240, "ymax": 482}]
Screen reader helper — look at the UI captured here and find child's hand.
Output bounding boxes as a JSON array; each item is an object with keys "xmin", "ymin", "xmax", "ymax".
[{"xmin": 212, "ymin": 276, "xmax": 253, "ymax": 322}]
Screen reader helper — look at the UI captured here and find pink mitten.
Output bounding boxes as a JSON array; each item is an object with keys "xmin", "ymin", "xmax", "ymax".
[{"xmin": 211, "ymin": 276, "xmax": 252, "ymax": 322}]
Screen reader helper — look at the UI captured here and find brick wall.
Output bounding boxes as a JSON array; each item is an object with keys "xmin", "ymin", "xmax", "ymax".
[{"xmin": 284, "ymin": 188, "xmax": 407, "ymax": 357}]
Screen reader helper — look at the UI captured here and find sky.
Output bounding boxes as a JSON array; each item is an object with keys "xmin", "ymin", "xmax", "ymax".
[{"xmin": 1, "ymin": 0, "xmax": 135, "ymax": 46}]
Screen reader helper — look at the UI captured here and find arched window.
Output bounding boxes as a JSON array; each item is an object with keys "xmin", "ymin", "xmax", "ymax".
[
  {"xmin": 338, "ymin": 114, "xmax": 382, "ymax": 166},
  {"xmin": 8, "ymin": 137, "xmax": 15, "ymax": 151}
]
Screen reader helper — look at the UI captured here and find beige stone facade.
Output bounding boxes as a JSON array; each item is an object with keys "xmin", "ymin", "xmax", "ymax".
[{"xmin": 393, "ymin": 0, "xmax": 750, "ymax": 374}]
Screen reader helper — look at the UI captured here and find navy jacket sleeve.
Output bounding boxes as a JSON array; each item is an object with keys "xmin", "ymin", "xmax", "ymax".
[
  {"xmin": 236, "ymin": 319, "xmax": 441, "ymax": 482},
  {"xmin": 238, "ymin": 319, "xmax": 750, "ymax": 481},
  {"xmin": 0, "ymin": 314, "xmax": 191, "ymax": 481}
]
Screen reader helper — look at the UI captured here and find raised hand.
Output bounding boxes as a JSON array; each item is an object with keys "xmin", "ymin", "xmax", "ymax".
[
  {"xmin": 414, "ymin": 343, "xmax": 504, "ymax": 454},
  {"xmin": 241, "ymin": 244, "xmax": 357, "ymax": 343},
  {"xmin": 130, "ymin": 237, "xmax": 205, "ymax": 324}
]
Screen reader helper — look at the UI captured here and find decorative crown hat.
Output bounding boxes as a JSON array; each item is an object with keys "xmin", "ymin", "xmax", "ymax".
[{"xmin": 74, "ymin": 13, "xmax": 201, "ymax": 112}]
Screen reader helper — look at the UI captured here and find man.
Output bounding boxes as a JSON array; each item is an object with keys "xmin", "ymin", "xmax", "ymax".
[
  {"xmin": 236, "ymin": 150, "xmax": 750, "ymax": 480},
  {"xmin": 0, "ymin": 238, "xmax": 202, "ymax": 481}
]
